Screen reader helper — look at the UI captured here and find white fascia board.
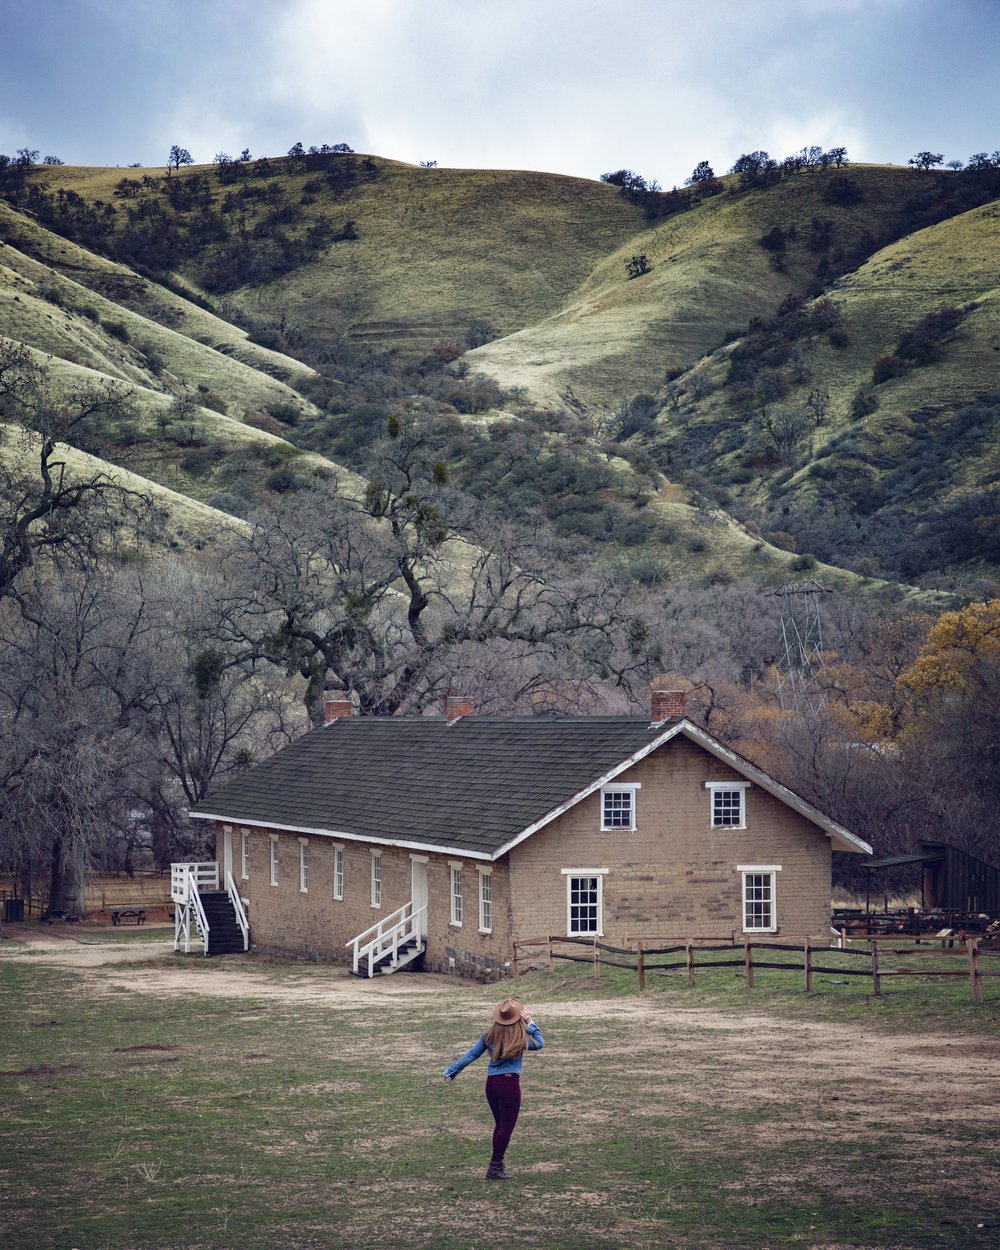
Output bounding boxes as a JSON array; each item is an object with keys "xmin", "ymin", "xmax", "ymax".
[
  {"xmin": 490, "ymin": 721, "xmax": 687, "ymax": 861},
  {"xmin": 188, "ymin": 811, "xmax": 493, "ymax": 862},
  {"xmin": 677, "ymin": 724, "xmax": 873, "ymax": 855}
]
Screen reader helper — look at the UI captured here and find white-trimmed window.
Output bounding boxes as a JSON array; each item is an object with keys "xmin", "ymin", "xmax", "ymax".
[
  {"xmin": 478, "ymin": 868, "xmax": 492, "ymax": 933},
  {"xmin": 299, "ymin": 838, "xmax": 310, "ymax": 892},
  {"xmin": 269, "ymin": 835, "xmax": 279, "ymax": 886},
  {"xmin": 240, "ymin": 829, "xmax": 250, "ymax": 881},
  {"xmin": 739, "ymin": 865, "xmax": 781, "ymax": 933},
  {"xmin": 562, "ymin": 868, "xmax": 609, "ymax": 936},
  {"xmin": 601, "ymin": 783, "xmax": 639, "ymax": 831},
  {"xmin": 449, "ymin": 862, "xmax": 464, "ymax": 927},
  {"xmin": 707, "ymin": 781, "xmax": 749, "ymax": 828},
  {"xmin": 332, "ymin": 844, "xmax": 344, "ymax": 901},
  {"xmin": 371, "ymin": 851, "xmax": 382, "ymax": 908}
]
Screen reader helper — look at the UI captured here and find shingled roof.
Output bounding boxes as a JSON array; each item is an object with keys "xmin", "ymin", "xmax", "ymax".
[{"xmin": 190, "ymin": 715, "xmax": 871, "ymax": 859}]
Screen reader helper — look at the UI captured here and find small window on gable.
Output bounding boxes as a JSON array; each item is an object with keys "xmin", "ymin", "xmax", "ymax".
[
  {"xmin": 706, "ymin": 781, "xmax": 748, "ymax": 828},
  {"xmin": 601, "ymin": 783, "xmax": 639, "ymax": 831}
]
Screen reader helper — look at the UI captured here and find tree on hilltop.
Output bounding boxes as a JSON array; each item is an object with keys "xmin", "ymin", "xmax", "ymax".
[
  {"xmin": 730, "ymin": 150, "xmax": 778, "ymax": 190},
  {"xmin": 908, "ymin": 150, "xmax": 944, "ymax": 171},
  {"xmin": 685, "ymin": 161, "xmax": 725, "ymax": 195},
  {"xmin": 601, "ymin": 169, "xmax": 659, "ymax": 196},
  {"xmin": 167, "ymin": 144, "xmax": 194, "ymax": 173}
]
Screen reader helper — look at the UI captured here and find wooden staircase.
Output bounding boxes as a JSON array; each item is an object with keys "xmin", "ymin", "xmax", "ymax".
[
  {"xmin": 346, "ymin": 901, "xmax": 427, "ymax": 977},
  {"xmin": 171, "ymin": 862, "xmax": 249, "ymax": 957},
  {"xmin": 350, "ymin": 937, "xmax": 425, "ymax": 977},
  {"xmin": 198, "ymin": 891, "xmax": 247, "ymax": 956}
]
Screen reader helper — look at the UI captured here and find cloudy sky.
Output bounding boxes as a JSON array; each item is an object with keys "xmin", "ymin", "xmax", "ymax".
[{"xmin": 4, "ymin": 0, "xmax": 999, "ymax": 185}]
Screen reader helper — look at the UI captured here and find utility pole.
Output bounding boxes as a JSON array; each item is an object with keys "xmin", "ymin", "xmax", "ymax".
[{"xmin": 773, "ymin": 580, "xmax": 831, "ymax": 715}]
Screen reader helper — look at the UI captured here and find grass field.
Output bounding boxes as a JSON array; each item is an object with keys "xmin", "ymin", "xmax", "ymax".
[{"xmin": 2, "ymin": 927, "xmax": 999, "ymax": 1250}]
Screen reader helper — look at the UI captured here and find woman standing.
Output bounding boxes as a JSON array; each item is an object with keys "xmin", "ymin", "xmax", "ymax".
[{"xmin": 443, "ymin": 997, "xmax": 544, "ymax": 1180}]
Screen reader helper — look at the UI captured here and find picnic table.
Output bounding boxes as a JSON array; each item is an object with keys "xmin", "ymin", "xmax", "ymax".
[{"xmin": 111, "ymin": 907, "xmax": 147, "ymax": 925}]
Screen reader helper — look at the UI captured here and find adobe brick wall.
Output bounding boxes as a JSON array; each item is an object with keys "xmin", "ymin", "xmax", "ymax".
[
  {"xmin": 508, "ymin": 737, "xmax": 832, "ymax": 943},
  {"xmin": 215, "ymin": 825, "xmax": 512, "ymax": 978}
]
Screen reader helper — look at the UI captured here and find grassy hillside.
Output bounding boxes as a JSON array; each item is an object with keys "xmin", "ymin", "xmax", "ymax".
[
  {"xmin": 14, "ymin": 157, "xmax": 647, "ymax": 361},
  {"xmin": 642, "ymin": 189, "xmax": 1000, "ymax": 586},
  {"xmin": 2, "ymin": 153, "xmax": 997, "ymax": 591}
]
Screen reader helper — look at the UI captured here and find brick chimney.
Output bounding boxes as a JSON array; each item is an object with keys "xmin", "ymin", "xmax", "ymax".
[
  {"xmin": 444, "ymin": 695, "xmax": 476, "ymax": 720},
  {"xmin": 323, "ymin": 695, "xmax": 355, "ymax": 724},
  {"xmin": 651, "ymin": 689, "xmax": 685, "ymax": 721}
]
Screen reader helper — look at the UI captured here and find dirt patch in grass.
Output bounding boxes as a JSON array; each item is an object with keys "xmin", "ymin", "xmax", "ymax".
[
  {"xmin": 112, "ymin": 1043, "xmax": 180, "ymax": 1053},
  {"xmin": 4, "ymin": 930, "xmax": 1000, "ymax": 1249},
  {"xmin": 0, "ymin": 1062, "xmax": 81, "ymax": 1077}
]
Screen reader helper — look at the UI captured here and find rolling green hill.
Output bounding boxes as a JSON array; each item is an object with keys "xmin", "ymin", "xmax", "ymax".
[{"xmin": 1, "ymin": 152, "xmax": 997, "ymax": 592}]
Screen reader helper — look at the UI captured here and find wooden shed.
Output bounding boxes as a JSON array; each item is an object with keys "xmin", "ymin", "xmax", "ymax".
[{"xmin": 865, "ymin": 841, "xmax": 1000, "ymax": 915}]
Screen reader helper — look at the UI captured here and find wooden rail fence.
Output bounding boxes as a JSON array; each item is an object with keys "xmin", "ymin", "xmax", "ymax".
[{"xmin": 511, "ymin": 933, "xmax": 1000, "ymax": 1001}]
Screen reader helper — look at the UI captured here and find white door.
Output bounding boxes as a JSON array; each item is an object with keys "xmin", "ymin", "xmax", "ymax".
[
  {"xmin": 410, "ymin": 856, "xmax": 429, "ymax": 940},
  {"xmin": 222, "ymin": 827, "xmax": 233, "ymax": 884}
]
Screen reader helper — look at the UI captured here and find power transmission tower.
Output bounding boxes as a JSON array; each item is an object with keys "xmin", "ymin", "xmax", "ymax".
[{"xmin": 773, "ymin": 580, "xmax": 831, "ymax": 715}]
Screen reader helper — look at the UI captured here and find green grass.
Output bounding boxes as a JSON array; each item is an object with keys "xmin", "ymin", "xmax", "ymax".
[{"xmin": 2, "ymin": 934, "xmax": 998, "ymax": 1249}]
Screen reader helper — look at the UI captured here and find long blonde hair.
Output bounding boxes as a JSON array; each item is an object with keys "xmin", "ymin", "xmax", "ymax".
[{"xmin": 483, "ymin": 1017, "xmax": 528, "ymax": 1061}]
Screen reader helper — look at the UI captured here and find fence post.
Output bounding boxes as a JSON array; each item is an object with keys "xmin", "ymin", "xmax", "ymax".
[
  {"xmin": 637, "ymin": 940, "xmax": 645, "ymax": 991},
  {"xmin": 871, "ymin": 940, "xmax": 881, "ymax": 997},
  {"xmin": 804, "ymin": 936, "xmax": 812, "ymax": 994},
  {"xmin": 548, "ymin": 935, "xmax": 554, "ymax": 972},
  {"xmin": 686, "ymin": 940, "xmax": 695, "ymax": 987},
  {"xmin": 593, "ymin": 938, "xmax": 601, "ymax": 978},
  {"xmin": 969, "ymin": 938, "xmax": 983, "ymax": 1003},
  {"xmin": 511, "ymin": 941, "xmax": 519, "ymax": 979},
  {"xmin": 744, "ymin": 939, "xmax": 755, "ymax": 989}
]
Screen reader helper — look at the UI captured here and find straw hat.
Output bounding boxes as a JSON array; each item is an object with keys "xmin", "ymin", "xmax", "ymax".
[{"xmin": 492, "ymin": 998, "xmax": 524, "ymax": 1025}]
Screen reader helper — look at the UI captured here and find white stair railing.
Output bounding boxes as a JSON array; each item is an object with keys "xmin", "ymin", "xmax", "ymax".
[
  {"xmin": 171, "ymin": 862, "xmax": 217, "ymax": 955},
  {"xmin": 346, "ymin": 901, "xmax": 427, "ymax": 977},
  {"xmin": 225, "ymin": 872, "xmax": 249, "ymax": 951},
  {"xmin": 171, "ymin": 861, "xmax": 219, "ymax": 902}
]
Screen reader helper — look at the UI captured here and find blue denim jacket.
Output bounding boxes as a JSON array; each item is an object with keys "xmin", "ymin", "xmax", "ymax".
[{"xmin": 444, "ymin": 1021, "xmax": 544, "ymax": 1078}]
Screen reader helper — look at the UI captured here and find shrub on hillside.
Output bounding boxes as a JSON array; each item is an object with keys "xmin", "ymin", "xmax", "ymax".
[
  {"xmin": 102, "ymin": 319, "xmax": 130, "ymax": 343},
  {"xmin": 180, "ymin": 449, "xmax": 216, "ymax": 477},
  {"xmin": 872, "ymin": 354, "xmax": 907, "ymax": 384},
  {"xmin": 895, "ymin": 306, "xmax": 970, "ymax": 365}
]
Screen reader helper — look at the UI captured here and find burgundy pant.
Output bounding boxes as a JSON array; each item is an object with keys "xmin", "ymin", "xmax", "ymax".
[{"xmin": 484, "ymin": 1075, "xmax": 522, "ymax": 1162}]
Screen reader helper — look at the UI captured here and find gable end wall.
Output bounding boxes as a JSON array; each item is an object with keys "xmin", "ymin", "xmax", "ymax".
[{"xmin": 508, "ymin": 737, "xmax": 832, "ymax": 941}]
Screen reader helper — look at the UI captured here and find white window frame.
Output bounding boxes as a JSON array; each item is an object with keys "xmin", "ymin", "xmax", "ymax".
[
  {"xmin": 332, "ymin": 843, "xmax": 344, "ymax": 901},
  {"xmin": 449, "ymin": 861, "xmax": 464, "ymax": 928},
  {"xmin": 240, "ymin": 829, "xmax": 250, "ymax": 881},
  {"xmin": 600, "ymin": 782, "xmax": 640, "ymax": 831},
  {"xmin": 268, "ymin": 834, "xmax": 279, "ymax": 887},
  {"xmin": 738, "ymin": 864, "xmax": 781, "ymax": 934},
  {"xmin": 298, "ymin": 838, "xmax": 309, "ymax": 893},
  {"xmin": 370, "ymin": 851, "xmax": 382, "ymax": 908},
  {"xmin": 562, "ymin": 868, "xmax": 609, "ymax": 937},
  {"xmin": 706, "ymin": 781, "xmax": 749, "ymax": 829},
  {"xmin": 478, "ymin": 867, "xmax": 492, "ymax": 934}
]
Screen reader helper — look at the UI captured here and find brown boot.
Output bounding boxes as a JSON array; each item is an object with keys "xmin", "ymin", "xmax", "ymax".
[{"xmin": 485, "ymin": 1160, "xmax": 511, "ymax": 1180}]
